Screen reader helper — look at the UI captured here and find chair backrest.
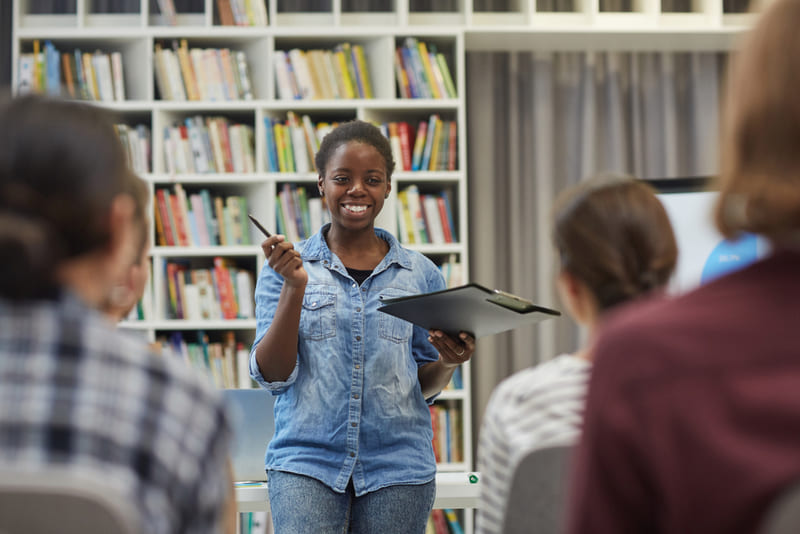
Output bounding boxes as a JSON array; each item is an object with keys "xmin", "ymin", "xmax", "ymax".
[
  {"xmin": 501, "ymin": 445, "xmax": 574, "ymax": 534},
  {"xmin": 760, "ymin": 481, "xmax": 800, "ymax": 534},
  {"xmin": 0, "ymin": 468, "xmax": 140, "ymax": 534}
]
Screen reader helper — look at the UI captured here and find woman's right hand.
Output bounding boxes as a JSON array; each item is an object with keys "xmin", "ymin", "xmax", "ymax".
[{"xmin": 261, "ymin": 235, "xmax": 307, "ymax": 288}]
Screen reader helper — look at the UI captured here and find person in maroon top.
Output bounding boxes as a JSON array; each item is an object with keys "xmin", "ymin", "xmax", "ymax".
[{"xmin": 565, "ymin": 0, "xmax": 800, "ymax": 532}]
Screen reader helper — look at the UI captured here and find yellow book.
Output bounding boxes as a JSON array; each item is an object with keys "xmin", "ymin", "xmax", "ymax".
[
  {"xmin": 82, "ymin": 52, "xmax": 100, "ymax": 101},
  {"xmin": 32, "ymin": 40, "xmax": 42, "ymax": 93},
  {"xmin": 428, "ymin": 116, "xmax": 442, "ymax": 171},
  {"xmin": 396, "ymin": 189, "xmax": 416, "ymax": 244},
  {"xmin": 214, "ymin": 196, "xmax": 228, "ymax": 246},
  {"xmin": 352, "ymin": 44, "xmax": 373, "ymax": 99},
  {"xmin": 416, "ymin": 41, "xmax": 442, "ymax": 99},
  {"xmin": 333, "ymin": 49, "xmax": 356, "ymax": 99},
  {"xmin": 177, "ymin": 39, "xmax": 199, "ymax": 101},
  {"xmin": 273, "ymin": 123, "xmax": 287, "ymax": 172}
]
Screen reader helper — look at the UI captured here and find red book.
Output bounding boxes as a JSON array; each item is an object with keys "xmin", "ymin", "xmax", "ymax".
[
  {"xmin": 215, "ymin": 118, "xmax": 235, "ymax": 173},
  {"xmin": 213, "ymin": 257, "xmax": 238, "ymax": 319},
  {"xmin": 397, "ymin": 121, "xmax": 413, "ymax": 171},
  {"xmin": 430, "ymin": 405, "xmax": 441, "ymax": 462},
  {"xmin": 155, "ymin": 189, "xmax": 176, "ymax": 246},
  {"xmin": 432, "ymin": 510, "xmax": 449, "ymax": 534},
  {"xmin": 169, "ymin": 190, "xmax": 189, "ymax": 246},
  {"xmin": 437, "ymin": 196, "xmax": 453, "ymax": 243},
  {"xmin": 411, "ymin": 120, "xmax": 427, "ymax": 171},
  {"xmin": 447, "ymin": 120, "xmax": 457, "ymax": 171}
]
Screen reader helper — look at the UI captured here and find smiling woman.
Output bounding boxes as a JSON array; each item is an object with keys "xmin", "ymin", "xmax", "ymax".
[{"xmin": 248, "ymin": 119, "xmax": 475, "ymax": 534}]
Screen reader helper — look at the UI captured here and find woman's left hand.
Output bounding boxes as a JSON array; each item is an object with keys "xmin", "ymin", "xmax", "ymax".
[{"xmin": 427, "ymin": 330, "xmax": 475, "ymax": 366}]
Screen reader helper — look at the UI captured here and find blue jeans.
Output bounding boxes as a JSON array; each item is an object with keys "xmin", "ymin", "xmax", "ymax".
[{"xmin": 267, "ymin": 470, "xmax": 436, "ymax": 534}]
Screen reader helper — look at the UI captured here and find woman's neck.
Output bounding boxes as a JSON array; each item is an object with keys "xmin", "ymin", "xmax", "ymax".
[{"xmin": 324, "ymin": 226, "xmax": 388, "ymax": 270}]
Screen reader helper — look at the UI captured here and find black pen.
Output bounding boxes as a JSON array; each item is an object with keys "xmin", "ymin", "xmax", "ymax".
[{"xmin": 248, "ymin": 213, "xmax": 272, "ymax": 238}]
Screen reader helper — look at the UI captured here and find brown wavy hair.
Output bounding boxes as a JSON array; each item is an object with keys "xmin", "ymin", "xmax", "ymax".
[
  {"xmin": 553, "ymin": 174, "xmax": 678, "ymax": 312},
  {"xmin": 0, "ymin": 94, "xmax": 145, "ymax": 299},
  {"xmin": 715, "ymin": 0, "xmax": 800, "ymax": 242}
]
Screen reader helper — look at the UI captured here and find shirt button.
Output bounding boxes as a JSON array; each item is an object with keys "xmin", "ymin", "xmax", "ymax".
[
  {"xmin": 353, "ymin": 283, "xmax": 357, "ymax": 288},
  {"xmin": 353, "ymin": 393, "xmax": 359, "ymax": 399},
  {"xmin": 362, "ymin": 287, "xmax": 366, "ymax": 292},
  {"xmin": 355, "ymin": 364, "xmax": 360, "ymax": 369},
  {"xmin": 350, "ymin": 452, "xmax": 355, "ymax": 457},
  {"xmin": 356, "ymin": 307, "xmax": 361, "ymax": 312},
  {"xmin": 351, "ymin": 422, "xmax": 357, "ymax": 427},
  {"xmin": 356, "ymin": 335, "xmax": 361, "ymax": 341}
]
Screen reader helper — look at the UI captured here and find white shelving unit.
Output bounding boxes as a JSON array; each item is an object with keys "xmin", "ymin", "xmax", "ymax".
[{"xmin": 12, "ymin": 1, "xmax": 473, "ymax": 530}]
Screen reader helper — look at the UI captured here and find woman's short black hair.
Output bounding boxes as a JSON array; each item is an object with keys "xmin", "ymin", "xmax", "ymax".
[{"xmin": 314, "ymin": 120, "xmax": 395, "ymax": 178}]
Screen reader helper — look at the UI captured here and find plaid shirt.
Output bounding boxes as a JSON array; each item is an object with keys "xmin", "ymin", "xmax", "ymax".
[{"xmin": 0, "ymin": 292, "xmax": 231, "ymax": 534}]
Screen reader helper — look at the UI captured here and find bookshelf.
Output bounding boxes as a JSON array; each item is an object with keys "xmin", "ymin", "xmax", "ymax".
[{"xmin": 12, "ymin": 1, "xmax": 473, "ymax": 532}]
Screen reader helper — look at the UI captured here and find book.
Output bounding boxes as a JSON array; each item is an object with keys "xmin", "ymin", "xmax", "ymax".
[
  {"xmin": 17, "ymin": 54, "xmax": 35, "ymax": 95},
  {"xmin": 176, "ymin": 40, "xmax": 199, "ymax": 100},
  {"xmin": 443, "ymin": 509, "xmax": 465, "ymax": 534},
  {"xmin": 216, "ymin": 0, "xmax": 235, "ymax": 25},
  {"xmin": 416, "ymin": 40, "xmax": 441, "ymax": 99},
  {"xmin": 420, "ymin": 114, "xmax": 439, "ymax": 171},
  {"xmin": 352, "ymin": 44, "xmax": 373, "ymax": 98},
  {"xmin": 110, "ymin": 51, "xmax": 126, "ymax": 101},
  {"xmin": 394, "ymin": 48, "xmax": 411, "ymax": 98},
  {"xmin": 411, "ymin": 120, "xmax": 428, "ymax": 171},
  {"xmin": 435, "ymin": 51, "xmax": 457, "ymax": 98},
  {"xmin": 60, "ymin": 53, "xmax": 75, "ymax": 98},
  {"xmin": 263, "ymin": 117, "xmax": 280, "ymax": 172},
  {"xmin": 378, "ymin": 283, "xmax": 561, "ymax": 339},
  {"xmin": 397, "ymin": 121, "xmax": 413, "ymax": 171},
  {"xmin": 156, "ymin": 0, "xmax": 177, "ymax": 26}
]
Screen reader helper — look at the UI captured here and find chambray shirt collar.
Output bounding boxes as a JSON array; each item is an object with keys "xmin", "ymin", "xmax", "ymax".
[{"xmin": 300, "ymin": 224, "xmax": 415, "ymax": 275}]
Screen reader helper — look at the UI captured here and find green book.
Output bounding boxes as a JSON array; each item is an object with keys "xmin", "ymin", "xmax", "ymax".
[{"xmin": 435, "ymin": 53, "xmax": 457, "ymax": 99}]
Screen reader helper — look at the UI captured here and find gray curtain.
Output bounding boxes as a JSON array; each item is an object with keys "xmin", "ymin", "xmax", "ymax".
[{"xmin": 466, "ymin": 50, "xmax": 725, "ymax": 454}]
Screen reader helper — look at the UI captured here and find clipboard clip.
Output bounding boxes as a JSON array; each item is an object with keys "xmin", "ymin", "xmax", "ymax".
[{"xmin": 486, "ymin": 289, "xmax": 538, "ymax": 313}]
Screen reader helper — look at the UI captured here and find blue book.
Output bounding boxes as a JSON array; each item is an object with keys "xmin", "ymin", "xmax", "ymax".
[
  {"xmin": 404, "ymin": 37, "xmax": 431, "ymax": 99},
  {"xmin": 199, "ymin": 189, "xmax": 219, "ymax": 245},
  {"xmin": 44, "ymin": 40, "xmax": 60, "ymax": 97},
  {"xmin": 444, "ymin": 509, "xmax": 465, "ymax": 534},
  {"xmin": 349, "ymin": 45, "xmax": 366, "ymax": 98},
  {"xmin": 263, "ymin": 117, "xmax": 279, "ymax": 172},
  {"xmin": 420, "ymin": 114, "xmax": 437, "ymax": 171},
  {"xmin": 275, "ymin": 194, "xmax": 286, "ymax": 236},
  {"xmin": 399, "ymin": 46, "xmax": 420, "ymax": 99},
  {"xmin": 186, "ymin": 208, "xmax": 201, "ymax": 246}
]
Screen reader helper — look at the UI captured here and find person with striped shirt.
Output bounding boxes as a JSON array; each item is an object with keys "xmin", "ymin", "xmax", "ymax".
[{"xmin": 476, "ymin": 174, "xmax": 678, "ymax": 534}]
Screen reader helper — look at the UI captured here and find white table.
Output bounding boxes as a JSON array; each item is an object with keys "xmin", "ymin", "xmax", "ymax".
[{"xmin": 236, "ymin": 471, "xmax": 481, "ymax": 513}]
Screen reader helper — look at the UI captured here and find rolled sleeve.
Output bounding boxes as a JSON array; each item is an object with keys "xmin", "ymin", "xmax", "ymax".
[
  {"xmin": 250, "ymin": 258, "xmax": 300, "ymax": 394},
  {"xmin": 249, "ymin": 345, "xmax": 298, "ymax": 393}
]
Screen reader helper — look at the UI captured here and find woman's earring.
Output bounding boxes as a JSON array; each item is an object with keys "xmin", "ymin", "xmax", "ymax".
[
  {"xmin": 385, "ymin": 193, "xmax": 390, "ymax": 199},
  {"xmin": 319, "ymin": 190, "xmax": 324, "ymax": 197}
]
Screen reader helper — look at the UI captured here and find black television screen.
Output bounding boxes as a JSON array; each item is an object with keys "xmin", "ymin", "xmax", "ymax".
[{"xmin": 648, "ymin": 177, "xmax": 770, "ymax": 295}]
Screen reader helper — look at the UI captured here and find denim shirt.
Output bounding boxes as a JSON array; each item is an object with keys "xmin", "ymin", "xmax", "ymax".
[{"xmin": 250, "ymin": 225, "xmax": 446, "ymax": 495}]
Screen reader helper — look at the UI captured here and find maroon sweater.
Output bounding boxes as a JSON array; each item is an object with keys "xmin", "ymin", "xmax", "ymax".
[{"xmin": 566, "ymin": 249, "xmax": 800, "ymax": 534}]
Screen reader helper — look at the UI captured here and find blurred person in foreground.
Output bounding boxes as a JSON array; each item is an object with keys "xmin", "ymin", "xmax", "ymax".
[
  {"xmin": 566, "ymin": 0, "xmax": 800, "ymax": 531},
  {"xmin": 0, "ymin": 94, "xmax": 235, "ymax": 534},
  {"xmin": 476, "ymin": 174, "xmax": 677, "ymax": 534}
]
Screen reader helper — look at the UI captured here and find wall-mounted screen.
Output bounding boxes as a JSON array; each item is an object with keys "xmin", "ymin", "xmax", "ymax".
[{"xmin": 648, "ymin": 177, "xmax": 770, "ymax": 295}]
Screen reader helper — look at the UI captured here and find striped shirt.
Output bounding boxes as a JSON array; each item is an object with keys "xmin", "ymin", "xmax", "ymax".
[
  {"xmin": 476, "ymin": 354, "xmax": 590, "ymax": 534},
  {"xmin": 0, "ymin": 292, "xmax": 232, "ymax": 534}
]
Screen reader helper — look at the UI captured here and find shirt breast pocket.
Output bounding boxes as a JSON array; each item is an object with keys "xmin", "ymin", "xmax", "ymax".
[
  {"xmin": 378, "ymin": 289, "xmax": 414, "ymax": 344},
  {"xmin": 302, "ymin": 291, "xmax": 337, "ymax": 341}
]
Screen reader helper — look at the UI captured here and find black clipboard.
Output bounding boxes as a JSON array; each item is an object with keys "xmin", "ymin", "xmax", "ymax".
[{"xmin": 377, "ymin": 283, "xmax": 561, "ymax": 339}]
